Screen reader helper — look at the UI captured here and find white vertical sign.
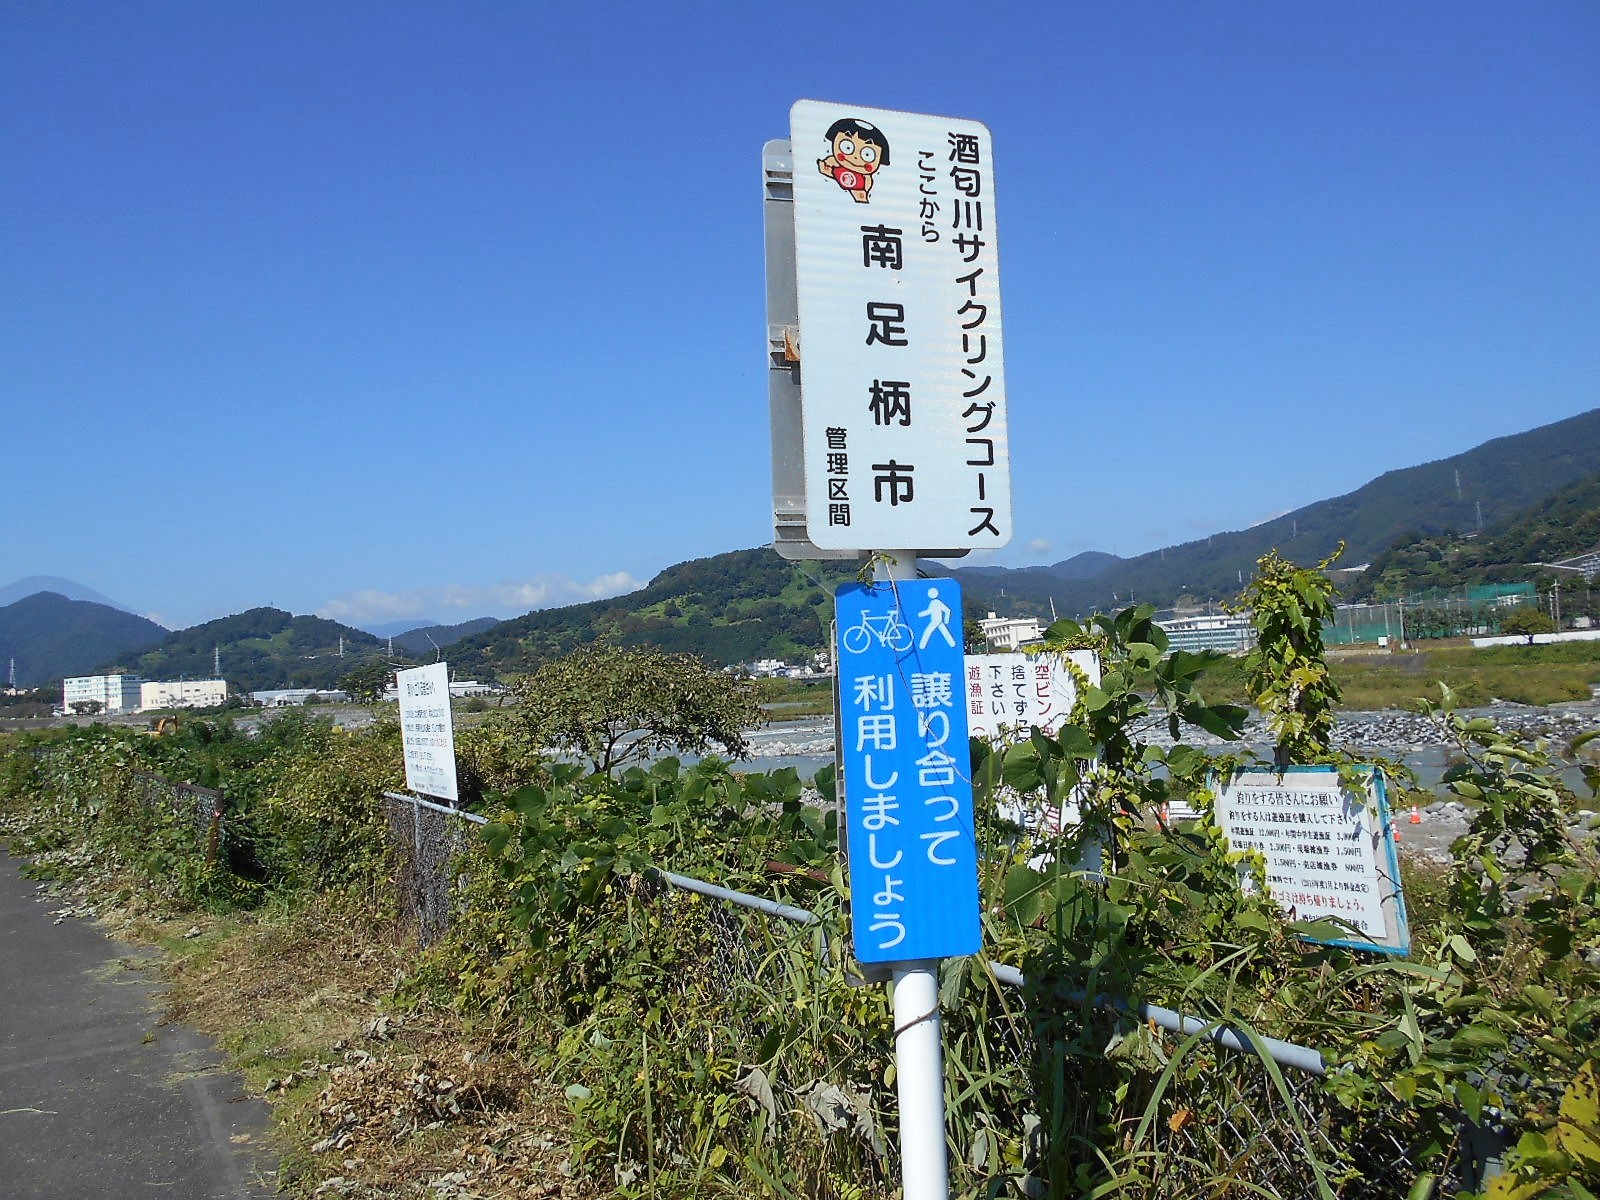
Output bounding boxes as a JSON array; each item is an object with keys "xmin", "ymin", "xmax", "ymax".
[
  {"xmin": 962, "ymin": 650, "xmax": 1099, "ymax": 741},
  {"xmin": 397, "ymin": 662, "xmax": 458, "ymax": 803},
  {"xmin": 790, "ymin": 99, "xmax": 1010, "ymax": 552}
]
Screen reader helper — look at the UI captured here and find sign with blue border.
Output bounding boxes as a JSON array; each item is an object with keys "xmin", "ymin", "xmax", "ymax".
[
  {"xmin": 1212, "ymin": 765, "xmax": 1410, "ymax": 956},
  {"xmin": 836, "ymin": 578, "xmax": 980, "ymax": 963}
]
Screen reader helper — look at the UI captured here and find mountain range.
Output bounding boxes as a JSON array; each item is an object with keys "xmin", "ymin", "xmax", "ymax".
[
  {"xmin": 5, "ymin": 406, "xmax": 1598, "ymax": 688},
  {"xmin": 943, "ymin": 406, "xmax": 1600, "ymax": 619}
]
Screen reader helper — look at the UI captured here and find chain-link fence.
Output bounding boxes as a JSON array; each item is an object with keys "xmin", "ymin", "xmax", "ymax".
[
  {"xmin": 381, "ymin": 791, "xmax": 486, "ymax": 946},
  {"xmin": 1119, "ymin": 1044, "xmax": 1472, "ymax": 1197},
  {"xmin": 126, "ymin": 770, "xmax": 227, "ymax": 864}
]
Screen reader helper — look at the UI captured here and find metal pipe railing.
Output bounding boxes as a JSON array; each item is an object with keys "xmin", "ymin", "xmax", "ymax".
[
  {"xmin": 987, "ymin": 962, "xmax": 1326, "ymax": 1076},
  {"xmin": 385, "ymin": 790, "xmax": 1327, "ymax": 1076}
]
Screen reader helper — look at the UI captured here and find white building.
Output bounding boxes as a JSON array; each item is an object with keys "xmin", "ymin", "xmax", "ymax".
[
  {"xmin": 249, "ymin": 688, "xmax": 349, "ymax": 707},
  {"xmin": 62, "ymin": 674, "xmax": 144, "ymax": 715},
  {"xmin": 1162, "ymin": 612, "xmax": 1255, "ymax": 654},
  {"xmin": 140, "ymin": 678, "xmax": 228, "ymax": 711},
  {"xmin": 978, "ymin": 612, "xmax": 1044, "ymax": 651}
]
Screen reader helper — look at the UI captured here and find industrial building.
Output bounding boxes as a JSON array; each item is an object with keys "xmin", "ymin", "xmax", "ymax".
[
  {"xmin": 61, "ymin": 674, "xmax": 145, "ymax": 715},
  {"xmin": 140, "ymin": 679, "xmax": 229, "ymax": 711},
  {"xmin": 250, "ymin": 688, "xmax": 349, "ymax": 706},
  {"xmin": 1160, "ymin": 613, "xmax": 1256, "ymax": 654},
  {"xmin": 977, "ymin": 612, "xmax": 1044, "ymax": 651}
]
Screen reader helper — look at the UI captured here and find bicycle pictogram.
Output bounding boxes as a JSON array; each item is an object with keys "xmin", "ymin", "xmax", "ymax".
[{"xmin": 841, "ymin": 607, "xmax": 914, "ymax": 654}]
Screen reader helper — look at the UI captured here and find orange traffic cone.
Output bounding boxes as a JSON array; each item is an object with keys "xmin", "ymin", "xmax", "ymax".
[{"xmin": 1410, "ymin": 804, "xmax": 1422, "ymax": 825}]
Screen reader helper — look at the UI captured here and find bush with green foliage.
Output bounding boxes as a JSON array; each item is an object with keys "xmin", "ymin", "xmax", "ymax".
[{"xmin": 498, "ymin": 643, "xmax": 766, "ymax": 774}]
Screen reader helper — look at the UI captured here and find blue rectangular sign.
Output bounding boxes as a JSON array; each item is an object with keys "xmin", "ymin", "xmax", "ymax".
[{"xmin": 836, "ymin": 578, "xmax": 980, "ymax": 964}]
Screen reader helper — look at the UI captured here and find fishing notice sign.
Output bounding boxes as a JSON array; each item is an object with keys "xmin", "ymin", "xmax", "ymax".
[
  {"xmin": 397, "ymin": 662, "xmax": 459, "ymax": 803},
  {"xmin": 1212, "ymin": 766, "xmax": 1410, "ymax": 955}
]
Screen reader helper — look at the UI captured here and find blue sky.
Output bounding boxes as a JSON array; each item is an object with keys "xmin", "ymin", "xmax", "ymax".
[{"xmin": 6, "ymin": 1, "xmax": 1597, "ymax": 630}]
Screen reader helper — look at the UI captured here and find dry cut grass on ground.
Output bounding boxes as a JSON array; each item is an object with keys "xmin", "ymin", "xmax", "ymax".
[
  {"xmin": 23, "ymin": 849, "xmax": 592, "ymax": 1200},
  {"xmin": 150, "ymin": 901, "xmax": 591, "ymax": 1200}
]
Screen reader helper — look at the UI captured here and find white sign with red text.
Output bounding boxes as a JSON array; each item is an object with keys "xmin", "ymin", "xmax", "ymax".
[{"xmin": 963, "ymin": 650, "xmax": 1098, "ymax": 741}]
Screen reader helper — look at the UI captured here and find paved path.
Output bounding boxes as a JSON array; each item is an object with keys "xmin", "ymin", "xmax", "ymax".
[{"xmin": 0, "ymin": 853, "xmax": 276, "ymax": 1199}]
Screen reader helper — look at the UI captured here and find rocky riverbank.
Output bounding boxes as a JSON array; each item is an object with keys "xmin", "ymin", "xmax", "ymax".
[
  {"xmin": 743, "ymin": 705, "xmax": 1600, "ymax": 865},
  {"xmin": 746, "ymin": 704, "xmax": 1600, "ymax": 762}
]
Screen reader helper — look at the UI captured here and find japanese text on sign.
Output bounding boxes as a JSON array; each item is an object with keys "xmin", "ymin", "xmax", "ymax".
[
  {"xmin": 963, "ymin": 650, "xmax": 1099, "ymax": 741},
  {"xmin": 836, "ymin": 579, "xmax": 980, "ymax": 963},
  {"xmin": 791, "ymin": 100, "xmax": 1010, "ymax": 551},
  {"xmin": 397, "ymin": 662, "xmax": 459, "ymax": 803},
  {"xmin": 1212, "ymin": 769, "xmax": 1409, "ymax": 954}
]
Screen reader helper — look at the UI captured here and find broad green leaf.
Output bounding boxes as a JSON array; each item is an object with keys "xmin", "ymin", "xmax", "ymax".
[
  {"xmin": 1002, "ymin": 743, "xmax": 1045, "ymax": 792},
  {"xmin": 1455, "ymin": 1079, "xmax": 1484, "ymax": 1125},
  {"xmin": 1453, "ymin": 1024, "xmax": 1508, "ymax": 1052},
  {"xmin": 1165, "ymin": 744, "xmax": 1204, "ymax": 777}
]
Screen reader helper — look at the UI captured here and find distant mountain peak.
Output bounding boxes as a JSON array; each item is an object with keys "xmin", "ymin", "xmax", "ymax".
[
  {"xmin": 0, "ymin": 576, "xmax": 133, "ymax": 611},
  {"xmin": 1046, "ymin": 551, "xmax": 1124, "ymax": 580}
]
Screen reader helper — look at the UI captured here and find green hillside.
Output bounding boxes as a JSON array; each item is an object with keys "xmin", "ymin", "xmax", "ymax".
[
  {"xmin": 446, "ymin": 549, "xmax": 865, "ymax": 679},
  {"xmin": 116, "ymin": 607, "xmax": 404, "ymax": 694},
  {"xmin": 1349, "ymin": 471, "xmax": 1600, "ymax": 601},
  {"xmin": 953, "ymin": 407, "xmax": 1600, "ymax": 618},
  {"xmin": 0, "ymin": 592, "xmax": 169, "ymax": 687}
]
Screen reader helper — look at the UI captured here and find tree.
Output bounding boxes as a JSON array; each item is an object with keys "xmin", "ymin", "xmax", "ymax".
[
  {"xmin": 1501, "ymin": 605, "xmax": 1556, "ymax": 644},
  {"xmin": 68, "ymin": 700, "xmax": 104, "ymax": 715},
  {"xmin": 1239, "ymin": 546, "xmax": 1343, "ymax": 767},
  {"xmin": 504, "ymin": 643, "xmax": 765, "ymax": 775},
  {"xmin": 338, "ymin": 659, "xmax": 396, "ymax": 703}
]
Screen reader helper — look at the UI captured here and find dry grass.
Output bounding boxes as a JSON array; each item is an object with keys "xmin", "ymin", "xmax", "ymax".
[{"xmin": 38, "ymin": 873, "xmax": 590, "ymax": 1200}]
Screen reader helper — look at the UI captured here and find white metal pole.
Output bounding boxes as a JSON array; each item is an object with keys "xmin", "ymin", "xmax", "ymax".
[
  {"xmin": 892, "ymin": 960, "xmax": 949, "ymax": 1198},
  {"xmin": 873, "ymin": 549, "xmax": 951, "ymax": 1200}
]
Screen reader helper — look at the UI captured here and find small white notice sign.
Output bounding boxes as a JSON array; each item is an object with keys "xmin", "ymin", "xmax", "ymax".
[
  {"xmin": 964, "ymin": 650, "xmax": 1100, "ymax": 839},
  {"xmin": 963, "ymin": 650, "xmax": 1098, "ymax": 741},
  {"xmin": 1213, "ymin": 767, "xmax": 1409, "ymax": 955},
  {"xmin": 397, "ymin": 662, "xmax": 458, "ymax": 803}
]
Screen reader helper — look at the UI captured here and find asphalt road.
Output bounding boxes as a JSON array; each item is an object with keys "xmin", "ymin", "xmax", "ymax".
[{"xmin": 0, "ymin": 854, "xmax": 276, "ymax": 1199}]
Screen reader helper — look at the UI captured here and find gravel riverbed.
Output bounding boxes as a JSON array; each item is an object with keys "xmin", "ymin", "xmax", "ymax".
[{"xmin": 741, "ymin": 704, "xmax": 1600, "ymax": 864}]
